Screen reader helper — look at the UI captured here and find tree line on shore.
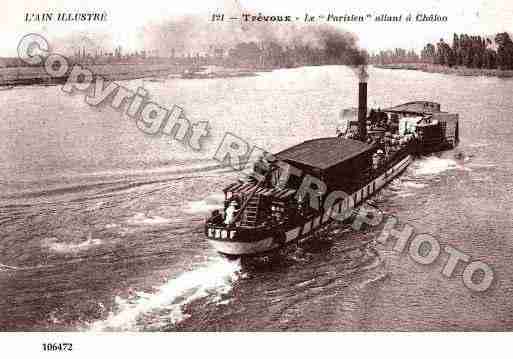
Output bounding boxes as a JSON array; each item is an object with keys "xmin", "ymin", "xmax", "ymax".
[
  {"xmin": 0, "ymin": 41, "xmax": 366, "ymax": 70},
  {"xmin": 370, "ymin": 32, "xmax": 513, "ymax": 70}
]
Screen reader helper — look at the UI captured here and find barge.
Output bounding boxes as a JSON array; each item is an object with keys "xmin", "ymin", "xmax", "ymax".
[{"xmin": 205, "ymin": 68, "xmax": 459, "ymax": 257}]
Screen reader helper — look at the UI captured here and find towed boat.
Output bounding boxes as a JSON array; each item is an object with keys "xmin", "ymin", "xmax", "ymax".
[{"xmin": 205, "ymin": 70, "xmax": 459, "ymax": 257}]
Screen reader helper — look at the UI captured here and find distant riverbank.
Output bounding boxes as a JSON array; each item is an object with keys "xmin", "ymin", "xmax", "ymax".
[
  {"xmin": 0, "ymin": 63, "xmax": 260, "ymax": 87},
  {"xmin": 0, "ymin": 63, "xmax": 183, "ymax": 87},
  {"xmin": 374, "ymin": 63, "xmax": 513, "ymax": 78}
]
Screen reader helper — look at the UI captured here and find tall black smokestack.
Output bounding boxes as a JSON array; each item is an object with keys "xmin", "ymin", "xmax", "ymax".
[{"xmin": 357, "ymin": 66, "xmax": 368, "ymax": 141}]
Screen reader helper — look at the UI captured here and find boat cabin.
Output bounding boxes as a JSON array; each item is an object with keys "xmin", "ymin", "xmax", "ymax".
[{"xmin": 274, "ymin": 137, "xmax": 375, "ymax": 194}]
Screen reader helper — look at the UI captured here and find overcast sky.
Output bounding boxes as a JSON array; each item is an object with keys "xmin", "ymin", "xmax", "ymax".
[{"xmin": 1, "ymin": 0, "xmax": 513, "ymax": 56}]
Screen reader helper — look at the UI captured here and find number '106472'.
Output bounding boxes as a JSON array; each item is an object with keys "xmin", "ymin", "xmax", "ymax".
[{"xmin": 42, "ymin": 343, "xmax": 73, "ymax": 351}]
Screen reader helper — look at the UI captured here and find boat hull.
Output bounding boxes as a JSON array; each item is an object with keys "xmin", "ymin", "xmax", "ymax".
[{"xmin": 208, "ymin": 237, "xmax": 279, "ymax": 256}]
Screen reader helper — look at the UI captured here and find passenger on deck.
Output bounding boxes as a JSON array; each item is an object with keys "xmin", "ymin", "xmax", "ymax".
[
  {"xmin": 224, "ymin": 200, "xmax": 239, "ymax": 225},
  {"xmin": 252, "ymin": 155, "xmax": 278, "ymax": 187},
  {"xmin": 253, "ymin": 155, "xmax": 268, "ymax": 177},
  {"xmin": 210, "ymin": 209, "xmax": 223, "ymax": 224}
]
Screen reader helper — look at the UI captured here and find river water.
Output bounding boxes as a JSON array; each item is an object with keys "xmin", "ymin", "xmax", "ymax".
[{"xmin": 0, "ymin": 66, "xmax": 512, "ymax": 331}]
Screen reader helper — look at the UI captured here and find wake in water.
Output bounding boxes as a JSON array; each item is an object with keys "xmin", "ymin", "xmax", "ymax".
[
  {"xmin": 411, "ymin": 155, "xmax": 472, "ymax": 177},
  {"xmin": 401, "ymin": 181, "xmax": 427, "ymax": 189},
  {"xmin": 126, "ymin": 213, "xmax": 173, "ymax": 226},
  {"xmin": 0, "ymin": 263, "xmax": 20, "ymax": 271},
  {"xmin": 43, "ymin": 233, "xmax": 103, "ymax": 254},
  {"xmin": 89, "ymin": 257, "xmax": 242, "ymax": 331},
  {"xmin": 184, "ymin": 193, "xmax": 224, "ymax": 215},
  {"xmin": 412, "ymin": 156, "xmax": 459, "ymax": 176}
]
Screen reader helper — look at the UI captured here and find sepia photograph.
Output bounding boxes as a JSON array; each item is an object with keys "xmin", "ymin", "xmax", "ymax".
[{"xmin": 0, "ymin": 0, "xmax": 512, "ymax": 356}]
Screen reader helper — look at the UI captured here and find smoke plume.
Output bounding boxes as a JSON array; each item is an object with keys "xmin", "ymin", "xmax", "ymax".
[
  {"xmin": 49, "ymin": 13, "xmax": 368, "ymax": 68},
  {"xmin": 139, "ymin": 14, "xmax": 367, "ymax": 65}
]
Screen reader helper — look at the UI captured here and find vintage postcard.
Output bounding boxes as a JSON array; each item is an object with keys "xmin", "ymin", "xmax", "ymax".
[{"xmin": 0, "ymin": 0, "xmax": 512, "ymax": 356}]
